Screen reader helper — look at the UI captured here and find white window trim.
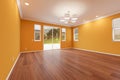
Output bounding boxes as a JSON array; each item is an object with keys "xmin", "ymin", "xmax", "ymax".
[
  {"xmin": 34, "ymin": 24, "xmax": 41, "ymax": 42},
  {"xmin": 112, "ymin": 28, "xmax": 120, "ymax": 42},
  {"xmin": 62, "ymin": 28, "xmax": 66, "ymax": 41},
  {"xmin": 112, "ymin": 18, "xmax": 120, "ymax": 42},
  {"xmin": 74, "ymin": 28, "xmax": 79, "ymax": 41}
]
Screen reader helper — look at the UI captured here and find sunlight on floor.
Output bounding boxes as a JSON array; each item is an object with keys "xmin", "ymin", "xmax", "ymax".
[{"xmin": 44, "ymin": 44, "xmax": 60, "ymax": 50}]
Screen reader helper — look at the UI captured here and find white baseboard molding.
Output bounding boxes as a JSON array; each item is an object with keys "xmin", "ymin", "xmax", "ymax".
[
  {"xmin": 20, "ymin": 48, "xmax": 73, "ymax": 53},
  {"xmin": 61, "ymin": 47, "xmax": 73, "ymax": 49},
  {"xmin": 20, "ymin": 50, "xmax": 43, "ymax": 53},
  {"xmin": 73, "ymin": 48, "xmax": 120, "ymax": 57},
  {"xmin": 6, "ymin": 53, "xmax": 21, "ymax": 80}
]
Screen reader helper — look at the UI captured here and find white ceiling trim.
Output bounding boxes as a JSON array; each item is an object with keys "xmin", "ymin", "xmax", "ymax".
[
  {"xmin": 74, "ymin": 11, "xmax": 120, "ymax": 27},
  {"xmin": 22, "ymin": 18, "xmax": 71, "ymax": 27},
  {"xmin": 16, "ymin": 0, "xmax": 23, "ymax": 18}
]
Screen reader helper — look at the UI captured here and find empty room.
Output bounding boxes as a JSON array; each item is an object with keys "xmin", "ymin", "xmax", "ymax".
[{"xmin": 1, "ymin": 0, "xmax": 120, "ymax": 80}]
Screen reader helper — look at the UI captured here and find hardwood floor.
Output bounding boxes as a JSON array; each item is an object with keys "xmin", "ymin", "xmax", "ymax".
[{"xmin": 9, "ymin": 49, "xmax": 120, "ymax": 80}]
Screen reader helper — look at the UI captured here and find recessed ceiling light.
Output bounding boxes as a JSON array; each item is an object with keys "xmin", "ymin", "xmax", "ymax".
[
  {"xmin": 96, "ymin": 16, "xmax": 99, "ymax": 18},
  {"xmin": 25, "ymin": 2, "xmax": 29, "ymax": 6}
]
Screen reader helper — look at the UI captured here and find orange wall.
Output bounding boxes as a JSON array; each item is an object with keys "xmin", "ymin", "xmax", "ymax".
[
  {"xmin": 0, "ymin": 0, "xmax": 20, "ymax": 80},
  {"xmin": 21, "ymin": 20, "xmax": 43, "ymax": 51},
  {"xmin": 73, "ymin": 13, "xmax": 120, "ymax": 54},
  {"xmin": 20, "ymin": 20, "xmax": 72, "ymax": 52}
]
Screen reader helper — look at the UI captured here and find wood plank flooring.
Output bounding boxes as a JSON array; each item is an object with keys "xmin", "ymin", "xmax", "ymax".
[{"xmin": 9, "ymin": 49, "xmax": 120, "ymax": 80}]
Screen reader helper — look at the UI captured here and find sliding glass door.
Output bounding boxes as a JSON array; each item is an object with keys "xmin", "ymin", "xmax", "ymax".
[
  {"xmin": 44, "ymin": 26, "xmax": 60, "ymax": 50},
  {"xmin": 53, "ymin": 27, "xmax": 60, "ymax": 49}
]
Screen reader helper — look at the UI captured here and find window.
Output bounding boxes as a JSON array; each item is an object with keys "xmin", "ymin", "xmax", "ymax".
[
  {"xmin": 112, "ymin": 18, "xmax": 120, "ymax": 41},
  {"xmin": 34, "ymin": 24, "xmax": 41, "ymax": 41},
  {"xmin": 74, "ymin": 28, "xmax": 78, "ymax": 41},
  {"xmin": 62, "ymin": 28, "xmax": 66, "ymax": 41},
  {"xmin": 113, "ymin": 28, "xmax": 120, "ymax": 41}
]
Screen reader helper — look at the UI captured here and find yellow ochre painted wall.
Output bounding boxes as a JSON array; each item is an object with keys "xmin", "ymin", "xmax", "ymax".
[
  {"xmin": 0, "ymin": 0, "xmax": 20, "ymax": 80},
  {"xmin": 20, "ymin": 20, "xmax": 72, "ymax": 52},
  {"xmin": 73, "ymin": 13, "xmax": 120, "ymax": 54}
]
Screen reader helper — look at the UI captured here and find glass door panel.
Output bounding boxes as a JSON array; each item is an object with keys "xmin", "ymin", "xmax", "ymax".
[
  {"xmin": 53, "ymin": 27, "xmax": 60, "ymax": 49},
  {"xmin": 44, "ymin": 26, "xmax": 61, "ymax": 50},
  {"xmin": 44, "ymin": 26, "xmax": 53, "ymax": 50}
]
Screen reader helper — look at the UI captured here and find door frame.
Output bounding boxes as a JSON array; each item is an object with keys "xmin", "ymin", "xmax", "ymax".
[{"xmin": 43, "ymin": 25, "xmax": 61, "ymax": 50}]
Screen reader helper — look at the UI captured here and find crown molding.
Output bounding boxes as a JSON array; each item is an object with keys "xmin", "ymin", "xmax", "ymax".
[
  {"xmin": 74, "ymin": 11, "xmax": 120, "ymax": 27},
  {"xmin": 16, "ymin": 0, "xmax": 23, "ymax": 18}
]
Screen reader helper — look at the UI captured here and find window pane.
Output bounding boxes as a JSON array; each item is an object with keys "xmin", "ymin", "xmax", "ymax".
[
  {"xmin": 75, "ymin": 34, "xmax": 78, "ymax": 40},
  {"xmin": 34, "ymin": 24, "xmax": 41, "ymax": 41},
  {"xmin": 35, "ymin": 30, "xmax": 40, "ymax": 33},
  {"xmin": 34, "ymin": 24, "xmax": 41, "ymax": 30},
  {"xmin": 74, "ymin": 28, "xmax": 78, "ymax": 41},
  {"xmin": 62, "ymin": 32, "xmax": 65, "ymax": 40},
  {"xmin": 113, "ymin": 28, "xmax": 120, "ymax": 41},
  {"xmin": 35, "ymin": 32, "xmax": 40, "ymax": 40},
  {"xmin": 112, "ymin": 18, "xmax": 120, "ymax": 28},
  {"xmin": 62, "ymin": 28, "xmax": 66, "ymax": 41},
  {"xmin": 75, "ymin": 28, "xmax": 78, "ymax": 34},
  {"xmin": 53, "ymin": 28, "xmax": 60, "ymax": 44},
  {"xmin": 44, "ymin": 27, "xmax": 53, "ymax": 44}
]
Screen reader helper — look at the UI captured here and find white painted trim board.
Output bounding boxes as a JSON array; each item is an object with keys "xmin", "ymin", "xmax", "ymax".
[
  {"xmin": 73, "ymin": 48, "xmax": 120, "ymax": 57},
  {"xmin": 6, "ymin": 53, "xmax": 21, "ymax": 80}
]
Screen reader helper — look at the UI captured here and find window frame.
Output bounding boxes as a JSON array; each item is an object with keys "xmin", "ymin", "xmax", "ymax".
[
  {"xmin": 112, "ymin": 18, "xmax": 120, "ymax": 42},
  {"xmin": 61, "ymin": 28, "xmax": 66, "ymax": 41},
  {"xmin": 34, "ymin": 24, "xmax": 41, "ymax": 42},
  {"xmin": 112, "ymin": 28, "xmax": 120, "ymax": 42},
  {"xmin": 73, "ymin": 28, "xmax": 79, "ymax": 41}
]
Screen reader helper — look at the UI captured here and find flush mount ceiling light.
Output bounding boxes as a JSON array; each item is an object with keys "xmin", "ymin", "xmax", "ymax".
[
  {"xmin": 60, "ymin": 11, "xmax": 78, "ymax": 24},
  {"xmin": 53, "ymin": 1, "xmax": 86, "ymax": 24}
]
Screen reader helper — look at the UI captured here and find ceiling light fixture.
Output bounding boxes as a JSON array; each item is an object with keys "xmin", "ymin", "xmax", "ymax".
[
  {"xmin": 25, "ymin": 2, "xmax": 29, "ymax": 6},
  {"xmin": 60, "ymin": 11, "xmax": 78, "ymax": 24}
]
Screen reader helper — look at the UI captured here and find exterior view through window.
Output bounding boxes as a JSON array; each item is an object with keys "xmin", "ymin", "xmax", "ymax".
[
  {"xmin": 74, "ymin": 28, "xmax": 78, "ymax": 41},
  {"xmin": 34, "ymin": 24, "xmax": 41, "ymax": 41},
  {"xmin": 44, "ymin": 26, "xmax": 60, "ymax": 50},
  {"xmin": 112, "ymin": 18, "xmax": 120, "ymax": 41},
  {"xmin": 62, "ymin": 28, "xmax": 66, "ymax": 41}
]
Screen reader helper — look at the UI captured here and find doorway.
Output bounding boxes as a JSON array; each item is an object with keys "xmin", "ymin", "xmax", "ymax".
[{"xmin": 43, "ymin": 26, "xmax": 60, "ymax": 50}]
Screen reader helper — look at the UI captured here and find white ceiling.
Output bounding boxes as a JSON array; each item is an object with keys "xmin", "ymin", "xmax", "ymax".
[{"xmin": 18, "ymin": 0, "xmax": 120, "ymax": 26}]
